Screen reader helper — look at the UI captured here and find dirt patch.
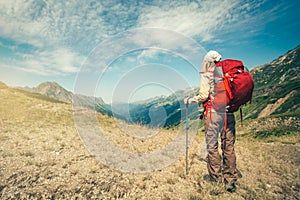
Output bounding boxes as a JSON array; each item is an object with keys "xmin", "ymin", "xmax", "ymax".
[{"xmin": 258, "ymin": 90, "xmax": 296, "ymax": 118}]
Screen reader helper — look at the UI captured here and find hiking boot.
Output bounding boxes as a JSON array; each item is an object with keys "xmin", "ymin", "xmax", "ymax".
[
  {"xmin": 225, "ymin": 182, "xmax": 236, "ymax": 193},
  {"xmin": 203, "ymin": 174, "xmax": 218, "ymax": 183}
]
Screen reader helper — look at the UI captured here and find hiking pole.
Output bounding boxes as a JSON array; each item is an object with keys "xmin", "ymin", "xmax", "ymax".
[{"xmin": 185, "ymin": 101, "xmax": 189, "ymax": 176}]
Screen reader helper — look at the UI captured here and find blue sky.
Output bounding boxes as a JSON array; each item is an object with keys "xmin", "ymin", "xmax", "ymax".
[{"xmin": 0, "ymin": 0, "xmax": 299, "ymax": 103}]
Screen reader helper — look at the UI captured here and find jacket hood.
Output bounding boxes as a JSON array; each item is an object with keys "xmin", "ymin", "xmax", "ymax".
[{"xmin": 204, "ymin": 50, "xmax": 222, "ymax": 62}]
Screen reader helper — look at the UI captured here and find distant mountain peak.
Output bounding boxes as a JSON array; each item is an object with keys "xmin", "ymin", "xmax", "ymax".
[
  {"xmin": 31, "ymin": 81, "xmax": 73, "ymax": 103},
  {"xmin": 37, "ymin": 81, "xmax": 66, "ymax": 89},
  {"xmin": 16, "ymin": 81, "xmax": 110, "ymax": 115}
]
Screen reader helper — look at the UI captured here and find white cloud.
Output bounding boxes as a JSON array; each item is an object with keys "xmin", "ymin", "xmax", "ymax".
[
  {"xmin": 0, "ymin": 0, "xmax": 287, "ymax": 50},
  {"xmin": 137, "ymin": 49, "xmax": 159, "ymax": 62},
  {"xmin": 0, "ymin": 0, "xmax": 277, "ymax": 50},
  {"xmin": 0, "ymin": 0, "xmax": 288, "ymax": 78},
  {"xmin": 0, "ymin": 0, "xmax": 146, "ymax": 50},
  {"xmin": 0, "ymin": 0, "xmax": 130, "ymax": 76},
  {"xmin": 136, "ymin": 0, "xmax": 239, "ymax": 41},
  {"xmin": 3, "ymin": 47, "xmax": 84, "ymax": 76},
  {"xmin": 136, "ymin": 0, "xmax": 282, "ymax": 43},
  {"xmin": 0, "ymin": 0, "xmax": 108, "ymax": 49}
]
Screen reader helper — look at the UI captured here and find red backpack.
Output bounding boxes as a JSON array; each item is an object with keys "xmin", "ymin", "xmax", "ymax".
[{"xmin": 211, "ymin": 59, "xmax": 254, "ymax": 113}]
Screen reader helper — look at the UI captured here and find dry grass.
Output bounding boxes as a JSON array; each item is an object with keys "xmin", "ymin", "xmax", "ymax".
[{"xmin": 0, "ymin": 86, "xmax": 299, "ymax": 199}]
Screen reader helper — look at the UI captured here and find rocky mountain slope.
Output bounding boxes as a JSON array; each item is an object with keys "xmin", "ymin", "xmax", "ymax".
[
  {"xmin": 22, "ymin": 81, "xmax": 73, "ymax": 103},
  {"xmin": 247, "ymin": 44, "xmax": 300, "ymax": 119}
]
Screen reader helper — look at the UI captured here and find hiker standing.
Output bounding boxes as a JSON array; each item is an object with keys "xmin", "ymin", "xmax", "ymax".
[{"xmin": 184, "ymin": 50, "xmax": 240, "ymax": 192}]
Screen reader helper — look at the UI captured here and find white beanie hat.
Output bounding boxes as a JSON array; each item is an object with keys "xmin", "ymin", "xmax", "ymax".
[{"xmin": 204, "ymin": 50, "xmax": 222, "ymax": 62}]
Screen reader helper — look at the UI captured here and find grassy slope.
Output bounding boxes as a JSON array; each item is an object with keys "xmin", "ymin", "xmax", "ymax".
[
  {"xmin": 244, "ymin": 45, "xmax": 300, "ymax": 120},
  {"xmin": 242, "ymin": 80, "xmax": 300, "ymax": 120},
  {"xmin": 0, "ymin": 86, "xmax": 299, "ymax": 199}
]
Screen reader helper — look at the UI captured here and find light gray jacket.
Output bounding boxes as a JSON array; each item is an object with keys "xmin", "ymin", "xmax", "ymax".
[{"xmin": 192, "ymin": 50, "xmax": 222, "ymax": 103}]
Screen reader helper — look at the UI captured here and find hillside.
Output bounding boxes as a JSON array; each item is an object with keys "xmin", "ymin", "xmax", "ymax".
[
  {"xmin": 20, "ymin": 81, "xmax": 112, "ymax": 116},
  {"xmin": 22, "ymin": 81, "xmax": 73, "ymax": 103},
  {"xmin": 246, "ymin": 45, "xmax": 300, "ymax": 119},
  {"xmin": 0, "ymin": 81, "xmax": 299, "ymax": 199}
]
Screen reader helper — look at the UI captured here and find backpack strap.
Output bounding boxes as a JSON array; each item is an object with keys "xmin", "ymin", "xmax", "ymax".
[{"xmin": 202, "ymin": 97, "xmax": 212, "ymax": 122}]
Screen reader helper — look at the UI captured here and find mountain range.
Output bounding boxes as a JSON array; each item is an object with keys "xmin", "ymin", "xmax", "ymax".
[
  {"xmin": 110, "ymin": 44, "xmax": 300, "ymax": 127},
  {"xmin": 21, "ymin": 81, "xmax": 112, "ymax": 116},
  {"xmin": 17, "ymin": 44, "xmax": 300, "ymax": 127}
]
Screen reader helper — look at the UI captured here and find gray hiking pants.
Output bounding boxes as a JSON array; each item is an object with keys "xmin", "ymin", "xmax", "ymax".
[{"xmin": 204, "ymin": 110, "xmax": 238, "ymax": 184}]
